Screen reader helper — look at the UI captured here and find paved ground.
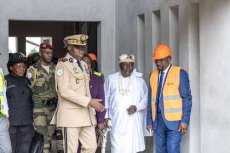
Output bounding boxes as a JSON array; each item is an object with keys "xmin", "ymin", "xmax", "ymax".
[{"xmin": 51, "ymin": 132, "xmax": 154, "ymax": 153}]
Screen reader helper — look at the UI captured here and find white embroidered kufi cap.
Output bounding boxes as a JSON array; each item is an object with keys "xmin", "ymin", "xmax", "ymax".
[{"xmin": 119, "ymin": 54, "xmax": 135, "ymax": 63}]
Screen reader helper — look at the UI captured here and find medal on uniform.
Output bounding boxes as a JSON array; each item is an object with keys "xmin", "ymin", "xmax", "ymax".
[
  {"xmin": 36, "ymin": 71, "xmax": 41, "ymax": 78},
  {"xmin": 84, "ymin": 65, "xmax": 90, "ymax": 74}
]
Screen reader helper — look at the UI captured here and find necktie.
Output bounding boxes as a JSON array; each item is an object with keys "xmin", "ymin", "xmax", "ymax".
[
  {"xmin": 157, "ymin": 71, "xmax": 164, "ymax": 113},
  {"xmin": 77, "ymin": 60, "xmax": 83, "ymax": 71}
]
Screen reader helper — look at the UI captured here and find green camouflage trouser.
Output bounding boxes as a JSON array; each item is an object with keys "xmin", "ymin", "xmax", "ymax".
[
  {"xmin": 56, "ymin": 127, "xmax": 64, "ymax": 152},
  {"xmin": 33, "ymin": 106, "xmax": 56, "ymax": 153}
]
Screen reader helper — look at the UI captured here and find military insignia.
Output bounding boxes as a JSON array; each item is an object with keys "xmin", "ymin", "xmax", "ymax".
[
  {"xmin": 56, "ymin": 68, "xmax": 63, "ymax": 77},
  {"xmin": 26, "ymin": 72, "xmax": 32, "ymax": 79},
  {"xmin": 76, "ymin": 78, "xmax": 79, "ymax": 84},
  {"xmin": 69, "ymin": 58, "xmax": 73, "ymax": 63},
  {"xmin": 18, "ymin": 54, "xmax": 23, "ymax": 58},
  {"xmin": 80, "ymin": 35, "xmax": 88, "ymax": 42},
  {"xmin": 36, "ymin": 72, "xmax": 41, "ymax": 77}
]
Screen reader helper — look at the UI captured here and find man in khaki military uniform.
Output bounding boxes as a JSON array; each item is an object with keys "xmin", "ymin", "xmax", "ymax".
[{"xmin": 51, "ymin": 34, "xmax": 104, "ymax": 153}]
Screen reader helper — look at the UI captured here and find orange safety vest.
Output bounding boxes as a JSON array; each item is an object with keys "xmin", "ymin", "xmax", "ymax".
[{"xmin": 150, "ymin": 66, "xmax": 182, "ymax": 121}]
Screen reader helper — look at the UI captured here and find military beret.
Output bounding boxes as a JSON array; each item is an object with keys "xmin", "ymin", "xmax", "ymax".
[
  {"xmin": 64, "ymin": 34, "xmax": 88, "ymax": 46},
  {"xmin": 40, "ymin": 43, "xmax": 54, "ymax": 50}
]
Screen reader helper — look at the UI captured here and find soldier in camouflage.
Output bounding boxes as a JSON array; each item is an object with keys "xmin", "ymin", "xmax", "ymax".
[{"xmin": 27, "ymin": 43, "xmax": 63, "ymax": 153}]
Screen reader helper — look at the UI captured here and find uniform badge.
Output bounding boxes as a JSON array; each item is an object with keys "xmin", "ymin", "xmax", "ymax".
[
  {"xmin": 36, "ymin": 72, "xmax": 41, "ymax": 77},
  {"xmin": 80, "ymin": 35, "xmax": 88, "ymax": 41},
  {"xmin": 26, "ymin": 72, "xmax": 32, "ymax": 79},
  {"xmin": 56, "ymin": 67, "xmax": 63, "ymax": 77},
  {"xmin": 69, "ymin": 58, "xmax": 73, "ymax": 63},
  {"xmin": 76, "ymin": 78, "xmax": 79, "ymax": 84}
]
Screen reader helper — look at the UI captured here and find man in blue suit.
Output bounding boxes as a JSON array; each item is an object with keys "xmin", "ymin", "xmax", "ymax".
[{"xmin": 147, "ymin": 44, "xmax": 192, "ymax": 153}]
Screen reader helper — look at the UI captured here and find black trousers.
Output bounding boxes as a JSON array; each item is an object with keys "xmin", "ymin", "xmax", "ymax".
[{"xmin": 9, "ymin": 124, "xmax": 34, "ymax": 153}]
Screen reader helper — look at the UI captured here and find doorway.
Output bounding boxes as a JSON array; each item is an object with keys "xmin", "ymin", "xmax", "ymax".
[{"xmin": 9, "ymin": 20, "xmax": 99, "ymax": 60}]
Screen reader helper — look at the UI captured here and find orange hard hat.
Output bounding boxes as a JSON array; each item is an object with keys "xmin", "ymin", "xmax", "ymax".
[
  {"xmin": 152, "ymin": 44, "xmax": 172, "ymax": 60},
  {"xmin": 88, "ymin": 53, "xmax": 97, "ymax": 61}
]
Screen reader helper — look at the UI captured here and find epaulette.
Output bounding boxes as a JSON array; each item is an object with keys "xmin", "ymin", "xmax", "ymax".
[
  {"xmin": 32, "ymin": 62, "xmax": 39, "ymax": 68},
  {"xmin": 57, "ymin": 58, "xmax": 68, "ymax": 64},
  {"xmin": 27, "ymin": 65, "xmax": 37, "ymax": 72}
]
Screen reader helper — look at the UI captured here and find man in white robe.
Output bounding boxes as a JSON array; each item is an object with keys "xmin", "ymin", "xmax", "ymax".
[{"xmin": 104, "ymin": 54, "xmax": 148, "ymax": 153}]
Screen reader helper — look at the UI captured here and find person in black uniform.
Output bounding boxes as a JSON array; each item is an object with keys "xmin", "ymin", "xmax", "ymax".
[{"xmin": 5, "ymin": 53, "xmax": 34, "ymax": 153}]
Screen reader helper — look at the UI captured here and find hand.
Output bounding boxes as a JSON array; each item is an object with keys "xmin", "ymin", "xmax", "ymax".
[
  {"xmin": 89, "ymin": 98, "xmax": 104, "ymax": 112},
  {"xmin": 179, "ymin": 123, "xmax": 188, "ymax": 135},
  {"xmin": 147, "ymin": 125, "xmax": 153, "ymax": 134},
  {"xmin": 97, "ymin": 123, "xmax": 105, "ymax": 130},
  {"xmin": 127, "ymin": 105, "xmax": 137, "ymax": 115},
  {"xmin": 104, "ymin": 118, "xmax": 112, "ymax": 128}
]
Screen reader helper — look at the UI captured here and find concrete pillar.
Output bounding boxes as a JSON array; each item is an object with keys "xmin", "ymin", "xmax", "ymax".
[
  {"xmin": 160, "ymin": 2, "xmax": 169, "ymax": 44},
  {"xmin": 137, "ymin": 14, "xmax": 146, "ymax": 74},
  {"xmin": 150, "ymin": 10, "xmax": 161, "ymax": 75},
  {"xmin": 169, "ymin": 5, "xmax": 179, "ymax": 66},
  {"xmin": 188, "ymin": 3, "xmax": 200, "ymax": 153},
  {"xmin": 97, "ymin": 22, "xmax": 102, "ymax": 72},
  {"xmin": 0, "ymin": 19, "xmax": 9, "ymax": 73},
  {"xmin": 200, "ymin": 0, "xmax": 230, "ymax": 152}
]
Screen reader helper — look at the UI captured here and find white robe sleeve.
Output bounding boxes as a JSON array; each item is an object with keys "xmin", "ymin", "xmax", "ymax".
[
  {"xmin": 136, "ymin": 78, "xmax": 148, "ymax": 111},
  {"xmin": 104, "ymin": 76, "xmax": 110, "ymax": 118}
]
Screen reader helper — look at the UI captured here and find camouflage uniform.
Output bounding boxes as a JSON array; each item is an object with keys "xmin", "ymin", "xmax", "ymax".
[{"xmin": 27, "ymin": 60, "xmax": 62, "ymax": 153}]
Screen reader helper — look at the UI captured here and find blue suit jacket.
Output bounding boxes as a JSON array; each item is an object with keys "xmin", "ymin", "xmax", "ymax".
[{"xmin": 147, "ymin": 67, "xmax": 192, "ymax": 130}]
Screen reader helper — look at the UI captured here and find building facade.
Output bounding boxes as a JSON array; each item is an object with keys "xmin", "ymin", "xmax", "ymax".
[{"xmin": 1, "ymin": 0, "xmax": 230, "ymax": 152}]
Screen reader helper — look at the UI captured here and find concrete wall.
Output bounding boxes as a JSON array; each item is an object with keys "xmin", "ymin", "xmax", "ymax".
[
  {"xmin": 0, "ymin": 0, "xmax": 115, "ymax": 77},
  {"xmin": 1, "ymin": 0, "xmax": 230, "ymax": 152},
  {"xmin": 188, "ymin": 3, "xmax": 200, "ymax": 153},
  {"xmin": 115, "ymin": 0, "xmax": 200, "ymax": 152},
  {"xmin": 200, "ymin": 0, "xmax": 230, "ymax": 152}
]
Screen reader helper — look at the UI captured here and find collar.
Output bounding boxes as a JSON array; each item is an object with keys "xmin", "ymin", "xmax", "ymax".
[
  {"xmin": 66, "ymin": 53, "xmax": 81, "ymax": 63},
  {"xmin": 34, "ymin": 60, "xmax": 54, "ymax": 70},
  {"xmin": 162, "ymin": 64, "xmax": 171, "ymax": 74}
]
